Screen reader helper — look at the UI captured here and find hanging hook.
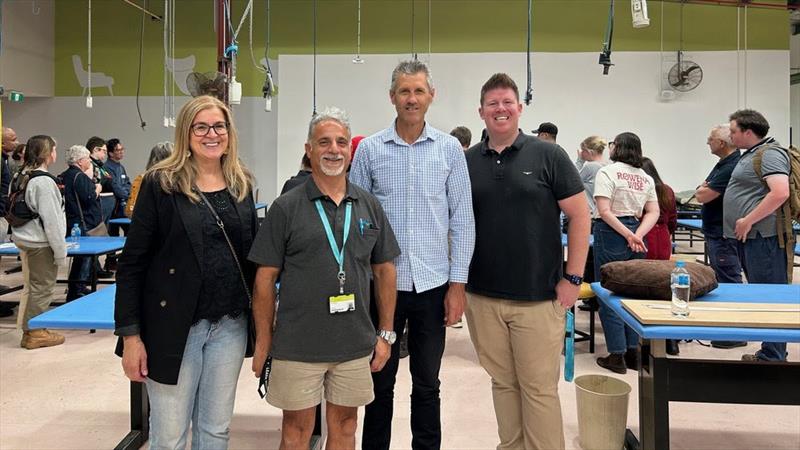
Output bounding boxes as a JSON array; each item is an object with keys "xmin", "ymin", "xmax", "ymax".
[{"xmin": 32, "ymin": 1, "xmax": 41, "ymax": 15}]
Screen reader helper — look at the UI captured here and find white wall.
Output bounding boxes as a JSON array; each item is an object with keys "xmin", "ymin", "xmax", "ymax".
[
  {"xmin": 278, "ymin": 51, "xmax": 790, "ymax": 196},
  {"xmin": 0, "ymin": 0, "xmax": 54, "ymax": 97}
]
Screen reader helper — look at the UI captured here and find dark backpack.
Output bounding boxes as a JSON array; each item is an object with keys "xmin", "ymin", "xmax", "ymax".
[{"xmin": 4, "ymin": 170, "xmax": 60, "ymax": 228}]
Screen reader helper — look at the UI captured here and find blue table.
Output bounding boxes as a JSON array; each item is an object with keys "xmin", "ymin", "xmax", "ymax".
[
  {"xmin": 28, "ymin": 285, "xmax": 147, "ymax": 450},
  {"xmin": 0, "ymin": 237, "xmax": 125, "ymax": 295},
  {"xmin": 592, "ymin": 282, "xmax": 800, "ymax": 450},
  {"xmin": 109, "ymin": 217, "xmax": 131, "ymax": 226},
  {"xmin": 560, "ymin": 233, "xmax": 594, "ymax": 247}
]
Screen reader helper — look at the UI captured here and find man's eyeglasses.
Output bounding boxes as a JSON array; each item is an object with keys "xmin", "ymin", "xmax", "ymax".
[{"xmin": 191, "ymin": 122, "xmax": 229, "ymax": 137}]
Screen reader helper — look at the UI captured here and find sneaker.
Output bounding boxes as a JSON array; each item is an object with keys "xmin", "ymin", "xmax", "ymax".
[
  {"xmin": 597, "ymin": 353, "xmax": 627, "ymax": 374},
  {"xmin": 451, "ymin": 318, "xmax": 463, "ymax": 329},
  {"xmin": 21, "ymin": 329, "xmax": 65, "ymax": 349},
  {"xmin": 711, "ymin": 340, "xmax": 747, "ymax": 349}
]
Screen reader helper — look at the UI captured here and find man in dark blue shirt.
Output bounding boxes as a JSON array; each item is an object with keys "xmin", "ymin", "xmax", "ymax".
[{"xmin": 695, "ymin": 124, "xmax": 742, "ymax": 284}]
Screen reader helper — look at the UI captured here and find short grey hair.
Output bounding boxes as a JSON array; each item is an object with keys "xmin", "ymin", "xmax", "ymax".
[
  {"xmin": 390, "ymin": 60, "xmax": 434, "ymax": 93},
  {"xmin": 710, "ymin": 124, "xmax": 733, "ymax": 147},
  {"xmin": 66, "ymin": 145, "xmax": 90, "ymax": 165},
  {"xmin": 307, "ymin": 107, "xmax": 351, "ymax": 141}
]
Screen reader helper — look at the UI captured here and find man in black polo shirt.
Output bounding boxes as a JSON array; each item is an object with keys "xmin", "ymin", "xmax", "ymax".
[
  {"xmin": 464, "ymin": 73, "xmax": 590, "ymax": 450},
  {"xmin": 248, "ymin": 107, "xmax": 401, "ymax": 449},
  {"xmin": 695, "ymin": 124, "xmax": 743, "ymax": 284}
]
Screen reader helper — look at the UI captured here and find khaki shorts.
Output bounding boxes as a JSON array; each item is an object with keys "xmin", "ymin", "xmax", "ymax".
[{"xmin": 266, "ymin": 355, "xmax": 374, "ymax": 411}]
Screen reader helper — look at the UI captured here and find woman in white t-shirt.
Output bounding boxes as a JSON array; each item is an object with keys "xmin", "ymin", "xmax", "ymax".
[{"xmin": 592, "ymin": 132, "xmax": 660, "ymax": 374}]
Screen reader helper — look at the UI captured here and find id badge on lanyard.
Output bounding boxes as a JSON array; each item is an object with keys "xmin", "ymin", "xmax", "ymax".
[{"xmin": 315, "ymin": 200, "xmax": 356, "ymax": 314}]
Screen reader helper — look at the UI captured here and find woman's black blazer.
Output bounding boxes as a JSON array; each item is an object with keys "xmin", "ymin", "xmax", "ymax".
[{"xmin": 114, "ymin": 173, "xmax": 258, "ymax": 384}]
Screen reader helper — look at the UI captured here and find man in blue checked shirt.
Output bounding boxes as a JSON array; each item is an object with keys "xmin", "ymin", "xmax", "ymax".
[{"xmin": 350, "ymin": 60, "xmax": 475, "ymax": 450}]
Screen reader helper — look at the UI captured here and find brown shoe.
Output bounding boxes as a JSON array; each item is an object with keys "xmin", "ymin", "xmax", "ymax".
[
  {"xmin": 597, "ymin": 353, "xmax": 627, "ymax": 374},
  {"xmin": 21, "ymin": 329, "xmax": 65, "ymax": 349}
]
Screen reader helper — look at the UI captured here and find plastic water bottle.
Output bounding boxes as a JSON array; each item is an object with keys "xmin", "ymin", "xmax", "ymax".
[
  {"xmin": 70, "ymin": 223, "xmax": 81, "ymax": 248},
  {"xmin": 670, "ymin": 261, "xmax": 691, "ymax": 317}
]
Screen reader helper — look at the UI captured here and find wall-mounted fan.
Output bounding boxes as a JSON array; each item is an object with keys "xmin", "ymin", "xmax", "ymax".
[
  {"xmin": 668, "ymin": 52, "xmax": 703, "ymax": 92},
  {"xmin": 186, "ymin": 72, "xmax": 227, "ymax": 99}
]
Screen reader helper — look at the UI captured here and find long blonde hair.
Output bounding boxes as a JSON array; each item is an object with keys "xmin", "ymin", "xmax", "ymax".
[{"xmin": 148, "ymin": 96, "xmax": 253, "ymax": 202}]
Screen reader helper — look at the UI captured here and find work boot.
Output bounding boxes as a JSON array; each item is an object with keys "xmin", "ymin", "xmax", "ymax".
[
  {"xmin": 596, "ymin": 353, "xmax": 627, "ymax": 374},
  {"xmin": 624, "ymin": 348, "xmax": 641, "ymax": 370},
  {"xmin": 21, "ymin": 329, "xmax": 65, "ymax": 349}
]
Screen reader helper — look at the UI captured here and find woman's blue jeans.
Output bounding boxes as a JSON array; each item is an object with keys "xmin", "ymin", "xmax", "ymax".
[
  {"xmin": 145, "ymin": 314, "xmax": 247, "ymax": 450},
  {"xmin": 594, "ymin": 218, "xmax": 645, "ymax": 354}
]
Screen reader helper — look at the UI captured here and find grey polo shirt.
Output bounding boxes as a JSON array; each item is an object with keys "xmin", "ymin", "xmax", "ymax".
[
  {"xmin": 723, "ymin": 138, "xmax": 790, "ymax": 239},
  {"xmin": 248, "ymin": 177, "xmax": 400, "ymax": 363}
]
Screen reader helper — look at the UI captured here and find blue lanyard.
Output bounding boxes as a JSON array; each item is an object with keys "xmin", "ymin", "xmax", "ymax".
[
  {"xmin": 315, "ymin": 200, "xmax": 352, "ymax": 293},
  {"xmin": 564, "ymin": 310, "xmax": 575, "ymax": 382}
]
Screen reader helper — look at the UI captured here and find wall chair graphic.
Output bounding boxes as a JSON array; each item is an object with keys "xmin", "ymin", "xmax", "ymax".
[
  {"xmin": 72, "ymin": 55, "xmax": 114, "ymax": 96},
  {"xmin": 167, "ymin": 55, "xmax": 196, "ymax": 96}
]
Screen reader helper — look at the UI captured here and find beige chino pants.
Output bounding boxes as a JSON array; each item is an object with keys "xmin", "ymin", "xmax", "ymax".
[
  {"xmin": 17, "ymin": 244, "xmax": 58, "ymax": 330},
  {"xmin": 465, "ymin": 293, "xmax": 566, "ymax": 450}
]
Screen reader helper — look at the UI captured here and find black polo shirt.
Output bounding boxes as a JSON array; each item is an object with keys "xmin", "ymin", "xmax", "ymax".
[
  {"xmin": 701, "ymin": 150, "xmax": 741, "ymax": 238},
  {"xmin": 248, "ymin": 177, "xmax": 400, "ymax": 362},
  {"xmin": 465, "ymin": 132, "xmax": 584, "ymax": 301}
]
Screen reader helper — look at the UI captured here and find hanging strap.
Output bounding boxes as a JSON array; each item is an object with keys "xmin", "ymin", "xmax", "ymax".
[{"xmin": 314, "ymin": 199, "xmax": 352, "ymax": 294}]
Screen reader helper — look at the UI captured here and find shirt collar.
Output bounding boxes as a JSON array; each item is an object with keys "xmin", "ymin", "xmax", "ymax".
[
  {"xmin": 383, "ymin": 120, "xmax": 435, "ymax": 146},
  {"xmin": 479, "ymin": 129, "xmax": 526, "ymax": 155},
  {"xmin": 742, "ymin": 136, "xmax": 774, "ymax": 154},
  {"xmin": 305, "ymin": 176, "xmax": 360, "ymax": 202}
]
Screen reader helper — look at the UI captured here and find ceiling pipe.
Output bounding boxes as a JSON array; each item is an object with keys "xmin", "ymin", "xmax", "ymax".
[
  {"xmin": 121, "ymin": 0, "xmax": 163, "ymax": 21},
  {"xmin": 660, "ymin": 0, "xmax": 797, "ymax": 11}
]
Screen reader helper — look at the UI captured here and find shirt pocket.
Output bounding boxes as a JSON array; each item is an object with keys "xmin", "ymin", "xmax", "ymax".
[{"xmin": 351, "ymin": 228, "xmax": 380, "ymax": 264}]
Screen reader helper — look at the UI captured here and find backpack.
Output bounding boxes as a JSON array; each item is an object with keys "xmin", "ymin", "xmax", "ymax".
[
  {"xmin": 752, "ymin": 143, "xmax": 800, "ymax": 282},
  {"xmin": 4, "ymin": 170, "xmax": 60, "ymax": 228}
]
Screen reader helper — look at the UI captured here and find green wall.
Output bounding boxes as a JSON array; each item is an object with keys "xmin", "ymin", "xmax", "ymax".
[{"xmin": 55, "ymin": 0, "xmax": 789, "ymax": 96}]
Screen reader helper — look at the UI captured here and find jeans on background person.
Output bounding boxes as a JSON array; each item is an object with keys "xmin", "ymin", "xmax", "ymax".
[
  {"xmin": 363, "ymin": 283, "xmax": 447, "ymax": 450},
  {"xmin": 737, "ymin": 234, "xmax": 788, "ymax": 361},
  {"xmin": 67, "ymin": 256, "xmax": 92, "ymax": 300},
  {"xmin": 145, "ymin": 314, "xmax": 247, "ymax": 450},
  {"xmin": 705, "ymin": 236, "xmax": 743, "ymax": 284},
  {"xmin": 594, "ymin": 218, "xmax": 645, "ymax": 354}
]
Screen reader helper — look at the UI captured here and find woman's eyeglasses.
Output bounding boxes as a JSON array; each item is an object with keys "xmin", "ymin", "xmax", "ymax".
[{"xmin": 191, "ymin": 122, "xmax": 229, "ymax": 137}]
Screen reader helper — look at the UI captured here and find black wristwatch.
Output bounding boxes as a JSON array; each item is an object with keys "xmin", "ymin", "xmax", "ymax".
[{"xmin": 563, "ymin": 273, "xmax": 583, "ymax": 286}]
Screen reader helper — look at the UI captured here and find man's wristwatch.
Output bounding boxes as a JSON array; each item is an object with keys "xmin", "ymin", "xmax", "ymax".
[
  {"xmin": 563, "ymin": 273, "xmax": 583, "ymax": 286},
  {"xmin": 377, "ymin": 329, "xmax": 397, "ymax": 345}
]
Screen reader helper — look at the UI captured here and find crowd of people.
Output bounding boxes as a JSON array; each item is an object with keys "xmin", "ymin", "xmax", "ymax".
[{"xmin": 0, "ymin": 59, "xmax": 795, "ymax": 450}]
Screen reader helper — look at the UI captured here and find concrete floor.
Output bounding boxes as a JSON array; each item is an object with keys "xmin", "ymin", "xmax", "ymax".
[{"xmin": 1, "ymin": 244, "xmax": 799, "ymax": 450}]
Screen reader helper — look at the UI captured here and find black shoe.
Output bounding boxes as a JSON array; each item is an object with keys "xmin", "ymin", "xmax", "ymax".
[
  {"xmin": 711, "ymin": 340, "xmax": 747, "ymax": 349},
  {"xmin": 96, "ymin": 269, "xmax": 115, "ymax": 279},
  {"xmin": 624, "ymin": 348, "xmax": 640, "ymax": 370},
  {"xmin": 66, "ymin": 287, "xmax": 92, "ymax": 302},
  {"xmin": 0, "ymin": 305, "xmax": 15, "ymax": 318},
  {"xmin": 666, "ymin": 339, "xmax": 680, "ymax": 355},
  {"xmin": 597, "ymin": 353, "xmax": 627, "ymax": 374},
  {"xmin": 578, "ymin": 297, "xmax": 599, "ymax": 312},
  {"xmin": 103, "ymin": 257, "xmax": 118, "ymax": 272}
]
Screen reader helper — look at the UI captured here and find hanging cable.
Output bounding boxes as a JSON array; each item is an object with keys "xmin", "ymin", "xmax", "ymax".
[
  {"xmin": 170, "ymin": 0, "xmax": 175, "ymax": 125},
  {"xmin": 411, "ymin": 0, "xmax": 417, "ymax": 60},
  {"xmin": 87, "ymin": 0, "xmax": 92, "ymax": 108},
  {"xmin": 312, "ymin": 0, "xmax": 318, "ymax": 116},
  {"xmin": 263, "ymin": 0, "xmax": 277, "ymax": 111},
  {"xmin": 524, "ymin": 0, "xmax": 532, "ymax": 105},
  {"xmin": 427, "ymin": 0, "xmax": 431, "ymax": 62},
  {"xmin": 599, "ymin": 0, "xmax": 615, "ymax": 75},
  {"xmin": 737, "ymin": 6, "xmax": 741, "ymax": 108},
  {"xmin": 163, "ymin": 0, "xmax": 169, "ymax": 127},
  {"xmin": 135, "ymin": 0, "xmax": 146, "ymax": 128},
  {"xmin": 353, "ymin": 0, "xmax": 364, "ymax": 63},
  {"xmin": 248, "ymin": 0, "xmax": 265, "ymax": 72},
  {"xmin": 744, "ymin": 4, "xmax": 748, "ymax": 107}
]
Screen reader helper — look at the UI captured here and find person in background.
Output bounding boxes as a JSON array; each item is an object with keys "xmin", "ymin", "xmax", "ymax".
[
  {"xmin": 640, "ymin": 157, "xmax": 679, "ymax": 356},
  {"xmin": 593, "ymin": 132, "xmax": 659, "ymax": 374},
  {"xmin": 11, "ymin": 135, "xmax": 67, "ymax": 349},
  {"xmin": 9, "ymin": 143, "xmax": 25, "ymax": 176},
  {"xmin": 576, "ymin": 136, "xmax": 609, "ymax": 216},
  {"xmin": 102, "ymin": 138, "xmax": 132, "ymax": 271},
  {"xmin": 126, "ymin": 142, "xmax": 173, "ymax": 218},
  {"xmin": 280, "ymin": 153, "xmax": 312, "ymax": 195},
  {"xmin": 450, "ymin": 126, "xmax": 472, "ymax": 151},
  {"xmin": 532, "ymin": 122, "xmax": 558, "ymax": 144},
  {"xmin": 115, "ymin": 95, "xmax": 258, "ymax": 449},
  {"xmin": 0, "ymin": 127, "xmax": 18, "ymax": 310},
  {"xmin": 60, "ymin": 145, "xmax": 102, "ymax": 301},
  {"xmin": 86, "ymin": 137, "xmax": 115, "ymax": 226}
]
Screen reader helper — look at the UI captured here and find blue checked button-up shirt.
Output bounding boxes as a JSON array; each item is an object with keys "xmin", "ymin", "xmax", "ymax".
[{"xmin": 350, "ymin": 122, "xmax": 475, "ymax": 293}]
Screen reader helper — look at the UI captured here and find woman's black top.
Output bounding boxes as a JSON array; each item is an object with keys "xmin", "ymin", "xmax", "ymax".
[{"xmin": 194, "ymin": 188, "xmax": 249, "ymax": 324}]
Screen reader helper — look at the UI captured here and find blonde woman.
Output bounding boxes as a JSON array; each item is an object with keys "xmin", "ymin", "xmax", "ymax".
[
  {"xmin": 11, "ymin": 135, "xmax": 67, "ymax": 349},
  {"xmin": 114, "ymin": 96, "xmax": 258, "ymax": 449}
]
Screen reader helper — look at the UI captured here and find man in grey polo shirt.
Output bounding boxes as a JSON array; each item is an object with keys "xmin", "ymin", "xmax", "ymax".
[
  {"xmin": 249, "ymin": 107, "xmax": 401, "ymax": 449},
  {"xmin": 723, "ymin": 109, "xmax": 791, "ymax": 362}
]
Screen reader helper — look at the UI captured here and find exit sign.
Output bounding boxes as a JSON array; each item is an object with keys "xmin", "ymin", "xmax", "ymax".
[{"xmin": 9, "ymin": 91, "xmax": 23, "ymax": 102}]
